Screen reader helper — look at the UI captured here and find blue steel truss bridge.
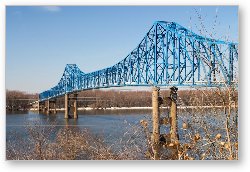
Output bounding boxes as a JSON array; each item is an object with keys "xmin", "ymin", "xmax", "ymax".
[{"xmin": 39, "ymin": 21, "xmax": 238, "ymax": 102}]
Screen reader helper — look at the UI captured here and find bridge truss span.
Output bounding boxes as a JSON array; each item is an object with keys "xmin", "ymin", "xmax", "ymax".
[{"xmin": 39, "ymin": 21, "xmax": 238, "ymax": 101}]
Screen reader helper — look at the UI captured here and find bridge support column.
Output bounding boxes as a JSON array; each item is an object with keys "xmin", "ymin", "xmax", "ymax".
[
  {"xmin": 65, "ymin": 94, "xmax": 69, "ymax": 119},
  {"xmin": 152, "ymin": 86, "xmax": 160, "ymax": 160},
  {"xmin": 46, "ymin": 100, "xmax": 50, "ymax": 114},
  {"xmin": 37, "ymin": 101, "xmax": 40, "ymax": 112},
  {"xmin": 51, "ymin": 100, "xmax": 57, "ymax": 114},
  {"xmin": 41, "ymin": 102, "xmax": 45, "ymax": 113},
  {"xmin": 170, "ymin": 86, "xmax": 178, "ymax": 142},
  {"xmin": 73, "ymin": 93, "xmax": 78, "ymax": 119}
]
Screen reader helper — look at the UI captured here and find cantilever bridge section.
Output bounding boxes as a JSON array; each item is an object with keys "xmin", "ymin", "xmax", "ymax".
[{"xmin": 39, "ymin": 21, "xmax": 238, "ymax": 102}]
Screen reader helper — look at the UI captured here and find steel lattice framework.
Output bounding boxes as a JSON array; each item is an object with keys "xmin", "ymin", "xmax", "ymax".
[{"xmin": 39, "ymin": 21, "xmax": 238, "ymax": 101}]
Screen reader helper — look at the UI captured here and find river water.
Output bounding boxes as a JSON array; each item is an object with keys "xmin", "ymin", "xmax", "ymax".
[
  {"xmin": 6, "ymin": 108, "xmax": 232, "ymax": 140},
  {"xmin": 6, "ymin": 108, "xmax": 238, "ymax": 160},
  {"xmin": 6, "ymin": 108, "xmax": 236, "ymax": 155},
  {"xmin": 6, "ymin": 110, "xmax": 153, "ymax": 146},
  {"xmin": 7, "ymin": 109, "xmax": 231, "ymax": 142}
]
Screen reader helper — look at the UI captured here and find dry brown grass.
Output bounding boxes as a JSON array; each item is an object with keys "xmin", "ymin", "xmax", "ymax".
[
  {"xmin": 6, "ymin": 122, "xmax": 146, "ymax": 160},
  {"xmin": 139, "ymin": 87, "xmax": 238, "ymax": 160},
  {"xmin": 7, "ymin": 125, "xmax": 118, "ymax": 160},
  {"xmin": 6, "ymin": 86, "xmax": 238, "ymax": 160}
]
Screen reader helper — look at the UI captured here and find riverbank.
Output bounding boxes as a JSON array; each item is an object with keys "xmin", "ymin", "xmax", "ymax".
[{"xmin": 29, "ymin": 105, "xmax": 237, "ymax": 111}]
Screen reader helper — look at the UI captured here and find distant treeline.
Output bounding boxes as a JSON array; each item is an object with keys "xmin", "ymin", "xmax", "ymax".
[
  {"xmin": 6, "ymin": 90, "xmax": 38, "ymax": 111},
  {"xmin": 6, "ymin": 88, "xmax": 238, "ymax": 111},
  {"xmin": 74, "ymin": 88, "xmax": 238, "ymax": 109}
]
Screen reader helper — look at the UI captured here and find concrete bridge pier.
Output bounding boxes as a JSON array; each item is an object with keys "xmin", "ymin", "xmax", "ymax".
[
  {"xmin": 42, "ymin": 102, "xmax": 46, "ymax": 113},
  {"xmin": 64, "ymin": 93, "xmax": 78, "ymax": 119},
  {"xmin": 37, "ymin": 101, "xmax": 40, "ymax": 112},
  {"xmin": 170, "ymin": 86, "xmax": 178, "ymax": 142},
  {"xmin": 73, "ymin": 93, "xmax": 78, "ymax": 119},
  {"xmin": 46, "ymin": 99, "xmax": 50, "ymax": 114},
  {"xmin": 152, "ymin": 86, "xmax": 160, "ymax": 160},
  {"xmin": 151, "ymin": 86, "xmax": 179, "ymax": 159},
  {"xmin": 54, "ymin": 100, "xmax": 57, "ymax": 114},
  {"xmin": 50, "ymin": 100, "xmax": 57, "ymax": 114},
  {"xmin": 38, "ymin": 101, "xmax": 45, "ymax": 113},
  {"xmin": 65, "ymin": 93, "xmax": 69, "ymax": 119}
]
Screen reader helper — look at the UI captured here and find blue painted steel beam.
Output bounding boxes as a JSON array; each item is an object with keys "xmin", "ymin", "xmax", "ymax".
[{"xmin": 39, "ymin": 21, "xmax": 238, "ymax": 101}]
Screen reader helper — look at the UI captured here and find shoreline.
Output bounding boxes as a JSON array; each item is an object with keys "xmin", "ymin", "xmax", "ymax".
[{"xmin": 29, "ymin": 105, "xmax": 237, "ymax": 111}]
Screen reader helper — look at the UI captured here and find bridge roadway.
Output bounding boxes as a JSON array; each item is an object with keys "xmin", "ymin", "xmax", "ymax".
[{"xmin": 38, "ymin": 21, "xmax": 238, "ymax": 119}]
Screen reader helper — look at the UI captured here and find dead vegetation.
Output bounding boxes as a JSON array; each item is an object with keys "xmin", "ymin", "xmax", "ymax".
[
  {"xmin": 139, "ymin": 86, "xmax": 238, "ymax": 160},
  {"xmin": 6, "ymin": 121, "xmax": 145, "ymax": 160},
  {"xmin": 6, "ymin": 86, "xmax": 238, "ymax": 160},
  {"xmin": 7, "ymin": 125, "xmax": 116, "ymax": 160}
]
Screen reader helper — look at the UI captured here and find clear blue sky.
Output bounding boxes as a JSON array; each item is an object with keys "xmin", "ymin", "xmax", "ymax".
[{"xmin": 6, "ymin": 6, "xmax": 238, "ymax": 93}]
